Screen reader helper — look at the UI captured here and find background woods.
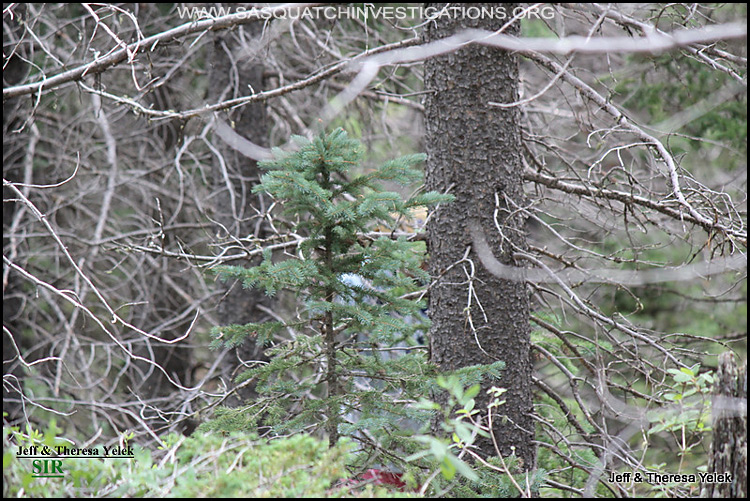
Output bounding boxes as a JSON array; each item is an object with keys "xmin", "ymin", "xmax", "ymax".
[{"xmin": 3, "ymin": 3, "xmax": 747, "ymax": 498}]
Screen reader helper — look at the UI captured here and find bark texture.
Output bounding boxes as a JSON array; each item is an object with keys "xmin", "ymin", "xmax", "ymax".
[
  {"xmin": 208, "ymin": 24, "xmax": 272, "ymax": 405},
  {"xmin": 2, "ymin": 3, "xmax": 30, "ymax": 422},
  {"xmin": 700, "ymin": 352, "xmax": 747, "ymax": 498},
  {"xmin": 423, "ymin": 3, "xmax": 535, "ymax": 470}
]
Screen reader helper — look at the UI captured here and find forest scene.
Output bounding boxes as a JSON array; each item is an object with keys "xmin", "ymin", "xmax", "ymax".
[{"xmin": 3, "ymin": 3, "xmax": 747, "ymax": 498}]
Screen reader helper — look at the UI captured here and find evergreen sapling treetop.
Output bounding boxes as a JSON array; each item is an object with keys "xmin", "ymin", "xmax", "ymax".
[{"xmin": 210, "ymin": 129, "xmax": 453, "ymax": 448}]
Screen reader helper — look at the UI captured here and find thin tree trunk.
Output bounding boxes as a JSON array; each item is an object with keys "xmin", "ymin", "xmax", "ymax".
[
  {"xmin": 324, "ymin": 226, "xmax": 340, "ymax": 447},
  {"xmin": 423, "ymin": 3, "xmax": 535, "ymax": 471}
]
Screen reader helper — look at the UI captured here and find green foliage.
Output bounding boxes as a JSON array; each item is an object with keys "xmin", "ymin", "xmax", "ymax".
[
  {"xmin": 166, "ymin": 433, "xmax": 352, "ymax": 497},
  {"xmin": 648, "ymin": 363, "xmax": 713, "ymax": 441},
  {"xmin": 3, "ymin": 418, "xmax": 166, "ymax": 498},
  {"xmin": 202, "ymin": 129, "xmax": 547, "ymax": 497},
  {"xmin": 531, "ymin": 313, "xmax": 721, "ymax": 497},
  {"xmin": 4, "ymin": 418, "xmax": 416, "ymax": 497},
  {"xmin": 407, "ymin": 376, "xmax": 546, "ymax": 497},
  {"xmin": 408, "ymin": 376, "xmax": 486, "ymax": 483},
  {"xmin": 610, "ymin": 364, "xmax": 714, "ymax": 497},
  {"xmin": 613, "ymin": 53, "xmax": 746, "ymax": 169},
  {"xmin": 209, "ymin": 129, "xmax": 453, "ymax": 450}
]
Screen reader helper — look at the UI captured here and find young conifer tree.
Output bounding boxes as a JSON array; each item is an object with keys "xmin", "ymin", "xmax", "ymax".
[{"xmin": 209, "ymin": 129, "xmax": 453, "ymax": 448}]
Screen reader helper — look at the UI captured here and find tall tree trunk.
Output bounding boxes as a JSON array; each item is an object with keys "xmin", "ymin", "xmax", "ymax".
[
  {"xmin": 423, "ymin": 3, "xmax": 535, "ymax": 471},
  {"xmin": 700, "ymin": 352, "xmax": 747, "ymax": 498},
  {"xmin": 208, "ymin": 23, "xmax": 272, "ymax": 405},
  {"xmin": 2, "ymin": 3, "xmax": 30, "ymax": 423}
]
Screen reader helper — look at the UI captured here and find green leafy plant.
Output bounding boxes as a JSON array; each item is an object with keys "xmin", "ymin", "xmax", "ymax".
[
  {"xmin": 407, "ymin": 375, "xmax": 486, "ymax": 483},
  {"xmin": 647, "ymin": 363, "xmax": 714, "ymax": 456},
  {"xmin": 3, "ymin": 418, "xmax": 163, "ymax": 498},
  {"xmin": 407, "ymin": 372, "xmax": 546, "ymax": 497},
  {"xmin": 208, "ymin": 129, "xmax": 453, "ymax": 452},
  {"xmin": 4, "ymin": 417, "xmax": 411, "ymax": 498}
]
